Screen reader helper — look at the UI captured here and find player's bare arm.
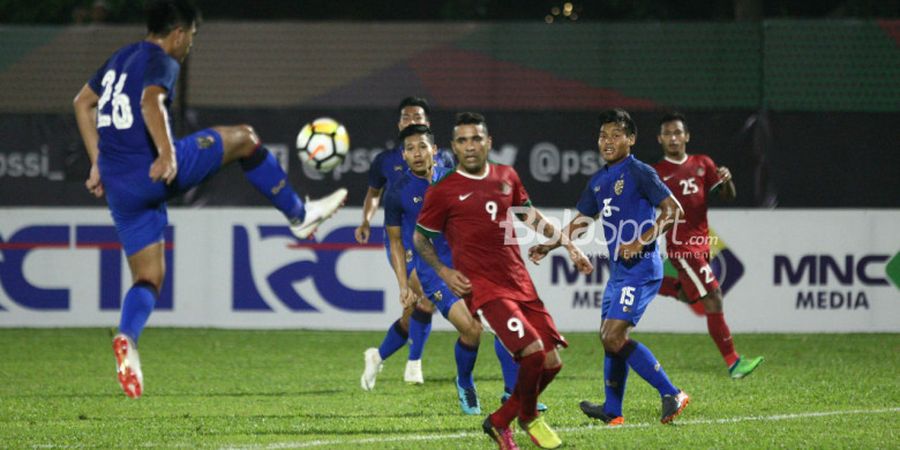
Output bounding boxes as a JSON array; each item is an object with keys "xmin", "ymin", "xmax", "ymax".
[
  {"xmin": 528, "ymin": 211, "xmax": 594, "ymax": 274},
  {"xmin": 619, "ymin": 195, "xmax": 684, "ymax": 260},
  {"xmin": 386, "ymin": 225, "xmax": 415, "ymax": 308},
  {"xmin": 413, "ymin": 230, "xmax": 471, "ymax": 297},
  {"xmin": 73, "ymin": 83, "xmax": 104, "ymax": 197},
  {"xmin": 141, "ymin": 85, "xmax": 177, "ymax": 184},
  {"xmin": 355, "ymin": 186, "xmax": 383, "ymax": 243},
  {"xmin": 716, "ymin": 166, "xmax": 736, "ymax": 201}
]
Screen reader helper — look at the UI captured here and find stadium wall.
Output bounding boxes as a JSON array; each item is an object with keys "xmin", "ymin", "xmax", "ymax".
[{"xmin": 1, "ymin": 208, "xmax": 897, "ymax": 333}]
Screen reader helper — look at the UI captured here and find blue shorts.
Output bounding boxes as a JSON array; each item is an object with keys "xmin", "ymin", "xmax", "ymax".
[
  {"xmin": 101, "ymin": 129, "xmax": 224, "ymax": 256},
  {"xmin": 383, "ymin": 236, "xmax": 415, "ymax": 275},
  {"xmin": 601, "ymin": 277, "xmax": 662, "ymax": 325},
  {"xmin": 425, "ymin": 284, "xmax": 462, "ymax": 319}
]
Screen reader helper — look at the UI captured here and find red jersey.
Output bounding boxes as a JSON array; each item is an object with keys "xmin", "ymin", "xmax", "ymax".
[
  {"xmin": 653, "ymin": 154, "xmax": 722, "ymax": 257},
  {"xmin": 416, "ymin": 163, "xmax": 539, "ymax": 311}
]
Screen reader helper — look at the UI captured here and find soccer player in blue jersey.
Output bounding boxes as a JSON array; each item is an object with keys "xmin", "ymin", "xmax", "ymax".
[
  {"xmin": 354, "ymin": 97, "xmax": 454, "ymax": 384},
  {"xmin": 530, "ymin": 109, "xmax": 690, "ymax": 425},
  {"xmin": 72, "ymin": 0, "xmax": 346, "ymax": 398},
  {"xmin": 360, "ymin": 124, "xmax": 485, "ymax": 414}
]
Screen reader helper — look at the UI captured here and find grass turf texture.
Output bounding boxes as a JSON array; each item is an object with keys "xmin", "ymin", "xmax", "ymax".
[{"xmin": 1, "ymin": 329, "xmax": 897, "ymax": 448}]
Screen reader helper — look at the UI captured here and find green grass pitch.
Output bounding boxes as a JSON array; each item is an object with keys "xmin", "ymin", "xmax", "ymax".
[{"xmin": 1, "ymin": 329, "xmax": 897, "ymax": 448}]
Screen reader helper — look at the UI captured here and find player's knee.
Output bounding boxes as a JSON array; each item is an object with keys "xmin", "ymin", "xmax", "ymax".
[
  {"xmin": 519, "ymin": 339, "xmax": 545, "ymax": 358},
  {"xmin": 544, "ymin": 349, "xmax": 562, "ymax": 369},
  {"xmin": 230, "ymin": 124, "xmax": 260, "ymax": 158},
  {"xmin": 703, "ymin": 289, "xmax": 724, "ymax": 313},
  {"xmin": 601, "ymin": 331, "xmax": 626, "ymax": 353},
  {"xmin": 133, "ymin": 278, "xmax": 162, "ymax": 295}
]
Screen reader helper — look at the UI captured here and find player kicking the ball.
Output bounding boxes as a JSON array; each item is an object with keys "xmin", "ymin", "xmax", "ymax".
[
  {"xmin": 73, "ymin": 0, "xmax": 346, "ymax": 398},
  {"xmin": 415, "ymin": 113, "xmax": 572, "ymax": 449},
  {"xmin": 653, "ymin": 112, "xmax": 763, "ymax": 379}
]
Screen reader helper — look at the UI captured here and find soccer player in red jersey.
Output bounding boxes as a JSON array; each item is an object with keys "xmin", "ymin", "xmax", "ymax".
[
  {"xmin": 653, "ymin": 112, "xmax": 763, "ymax": 379},
  {"xmin": 414, "ymin": 112, "xmax": 579, "ymax": 449}
]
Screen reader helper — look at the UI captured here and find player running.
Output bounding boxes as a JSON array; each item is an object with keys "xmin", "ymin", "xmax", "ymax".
[
  {"xmin": 72, "ymin": 0, "xmax": 346, "ymax": 398},
  {"xmin": 530, "ymin": 109, "xmax": 689, "ymax": 426},
  {"xmin": 653, "ymin": 112, "xmax": 764, "ymax": 379},
  {"xmin": 415, "ymin": 112, "xmax": 571, "ymax": 449},
  {"xmin": 355, "ymin": 97, "xmax": 454, "ymax": 384}
]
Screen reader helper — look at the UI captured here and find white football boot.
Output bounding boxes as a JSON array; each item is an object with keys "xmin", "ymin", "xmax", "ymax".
[
  {"xmin": 290, "ymin": 188, "xmax": 348, "ymax": 239},
  {"xmin": 404, "ymin": 359, "xmax": 424, "ymax": 384},
  {"xmin": 360, "ymin": 348, "xmax": 383, "ymax": 391},
  {"xmin": 112, "ymin": 334, "xmax": 143, "ymax": 398}
]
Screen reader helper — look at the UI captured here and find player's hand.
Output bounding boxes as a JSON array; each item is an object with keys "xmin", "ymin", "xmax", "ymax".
[
  {"xmin": 399, "ymin": 286, "xmax": 416, "ymax": 308},
  {"xmin": 528, "ymin": 244, "xmax": 553, "ymax": 264},
  {"xmin": 85, "ymin": 163, "xmax": 104, "ymax": 198},
  {"xmin": 717, "ymin": 166, "xmax": 732, "ymax": 183},
  {"xmin": 149, "ymin": 152, "xmax": 177, "ymax": 184},
  {"xmin": 355, "ymin": 221, "xmax": 370, "ymax": 243},
  {"xmin": 618, "ymin": 240, "xmax": 643, "ymax": 261},
  {"xmin": 439, "ymin": 267, "xmax": 472, "ymax": 297},
  {"xmin": 567, "ymin": 244, "xmax": 594, "ymax": 274}
]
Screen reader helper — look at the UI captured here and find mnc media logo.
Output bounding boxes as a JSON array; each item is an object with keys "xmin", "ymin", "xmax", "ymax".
[
  {"xmin": 232, "ymin": 225, "xmax": 384, "ymax": 312},
  {"xmin": 774, "ymin": 251, "xmax": 898, "ymax": 310},
  {"xmin": 0, "ymin": 225, "xmax": 174, "ymax": 311}
]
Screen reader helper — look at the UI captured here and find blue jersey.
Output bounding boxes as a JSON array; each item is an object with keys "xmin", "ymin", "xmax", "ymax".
[
  {"xmin": 577, "ymin": 155, "xmax": 672, "ymax": 282},
  {"xmin": 369, "ymin": 145, "xmax": 455, "ymax": 249},
  {"xmin": 383, "ymin": 166, "xmax": 453, "ymax": 295},
  {"xmin": 88, "ymin": 41, "xmax": 180, "ymax": 164}
]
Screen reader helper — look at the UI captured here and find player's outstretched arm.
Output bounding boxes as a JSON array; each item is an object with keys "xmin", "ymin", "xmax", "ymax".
[
  {"xmin": 619, "ymin": 195, "xmax": 684, "ymax": 260},
  {"xmin": 73, "ymin": 84, "xmax": 104, "ymax": 197},
  {"xmin": 386, "ymin": 226, "xmax": 415, "ymax": 308},
  {"xmin": 141, "ymin": 85, "xmax": 177, "ymax": 185},
  {"xmin": 413, "ymin": 229, "xmax": 471, "ymax": 297},
  {"xmin": 526, "ymin": 210, "xmax": 593, "ymax": 274},
  {"xmin": 355, "ymin": 187, "xmax": 383, "ymax": 243}
]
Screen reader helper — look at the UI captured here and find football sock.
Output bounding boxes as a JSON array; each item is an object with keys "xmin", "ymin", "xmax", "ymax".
[
  {"xmin": 118, "ymin": 281, "xmax": 157, "ymax": 344},
  {"xmin": 494, "ymin": 336, "xmax": 519, "ymax": 394},
  {"xmin": 377, "ymin": 320, "xmax": 408, "ymax": 360},
  {"xmin": 407, "ymin": 307, "xmax": 432, "ymax": 361},
  {"xmin": 492, "ymin": 350, "xmax": 545, "ymax": 427},
  {"xmin": 620, "ymin": 340, "xmax": 679, "ymax": 397},
  {"xmin": 454, "ymin": 338, "xmax": 479, "ymax": 389},
  {"xmin": 603, "ymin": 351, "xmax": 629, "ymax": 417},
  {"xmin": 537, "ymin": 364, "xmax": 561, "ymax": 394},
  {"xmin": 707, "ymin": 312, "xmax": 739, "ymax": 367},
  {"xmin": 240, "ymin": 145, "xmax": 305, "ymax": 222}
]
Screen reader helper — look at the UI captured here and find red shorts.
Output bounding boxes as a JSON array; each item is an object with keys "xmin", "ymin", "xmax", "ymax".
[
  {"xmin": 475, "ymin": 298, "xmax": 567, "ymax": 356},
  {"xmin": 669, "ymin": 253, "xmax": 720, "ymax": 302}
]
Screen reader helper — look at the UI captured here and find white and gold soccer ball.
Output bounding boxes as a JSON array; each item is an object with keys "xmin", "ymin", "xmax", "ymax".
[{"xmin": 296, "ymin": 117, "xmax": 350, "ymax": 172}]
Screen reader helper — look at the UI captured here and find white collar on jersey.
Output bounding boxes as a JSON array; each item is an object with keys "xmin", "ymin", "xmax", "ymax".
[
  {"xmin": 664, "ymin": 154, "xmax": 689, "ymax": 165},
  {"xmin": 456, "ymin": 162, "xmax": 491, "ymax": 180}
]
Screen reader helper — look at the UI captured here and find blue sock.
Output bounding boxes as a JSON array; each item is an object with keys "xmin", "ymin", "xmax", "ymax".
[
  {"xmin": 240, "ymin": 146, "xmax": 305, "ymax": 221},
  {"xmin": 377, "ymin": 320, "xmax": 408, "ymax": 360},
  {"xmin": 621, "ymin": 340, "xmax": 679, "ymax": 397},
  {"xmin": 603, "ymin": 351, "xmax": 629, "ymax": 417},
  {"xmin": 407, "ymin": 308, "xmax": 432, "ymax": 360},
  {"xmin": 455, "ymin": 339, "xmax": 479, "ymax": 389},
  {"xmin": 118, "ymin": 282, "xmax": 157, "ymax": 344},
  {"xmin": 494, "ymin": 336, "xmax": 519, "ymax": 394}
]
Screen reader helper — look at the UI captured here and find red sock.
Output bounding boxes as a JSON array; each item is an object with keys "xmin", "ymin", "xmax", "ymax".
[
  {"xmin": 538, "ymin": 364, "xmax": 561, "ymax": 395},
  {"xmin": 492, "ymin": 350, "xmax": 544, "ymax": 427},
  {"xmin": 707, "ymin": 312, "xmax": 739, "ymax": 367}
]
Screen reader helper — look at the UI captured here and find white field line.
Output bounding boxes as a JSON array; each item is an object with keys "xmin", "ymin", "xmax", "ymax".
[{"xmin": 222, "ymin": 407, "xmax": 900, "ymax": 449}]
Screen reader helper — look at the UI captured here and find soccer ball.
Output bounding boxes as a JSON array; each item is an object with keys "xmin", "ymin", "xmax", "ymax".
[{"xmin": 296, "ymin": 117, "xmax": 350, "ymax": 172}]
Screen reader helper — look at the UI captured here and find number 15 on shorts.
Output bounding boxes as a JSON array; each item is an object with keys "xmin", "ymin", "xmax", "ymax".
[{"xmin": 619, "ymin": 286, "xmax": 635, "ymax": 306}]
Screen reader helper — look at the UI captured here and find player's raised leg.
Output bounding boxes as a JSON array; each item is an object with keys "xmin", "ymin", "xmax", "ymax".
[
  {"xmin": 215, "ymin": 125, "xmax": 346, "ymax": 239},
  {"xmin": 698, "ymin": 288, "xmax": 764, "ymax": 378}
]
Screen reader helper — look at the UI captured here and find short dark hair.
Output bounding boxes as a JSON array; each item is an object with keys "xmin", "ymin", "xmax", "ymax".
[
  {"xmin": 398, "ymin": 96, "xmax": 431, "ymax": 116},
  {"xmin": 598, "ymin": 108, "xmax": 637, "ymax": 136},
  {"xmin": 454, "ymin": 111, "xmax": 488, "ymax": 135},
  {"xmin": 659, "ymin": 111, "xmax": 688, "ymax": 134},
  {"xmin": 398, "ymin": 124, "xmax": 434, "ymax": 145},
  {"xmin": 145, "ymin": 0, "xmax": 200, "ymax": 36}
]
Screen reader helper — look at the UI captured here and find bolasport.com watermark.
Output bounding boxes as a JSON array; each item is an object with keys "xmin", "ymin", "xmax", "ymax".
[{"xmin": 500, "ymin": 205, "xmax": 716, "ymax": 260}]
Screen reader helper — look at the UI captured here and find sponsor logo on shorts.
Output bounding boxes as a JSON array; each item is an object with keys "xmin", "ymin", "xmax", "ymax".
[{"xmin": 196, "ymin": 135, "xmax": 216, "ymax": 149}]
